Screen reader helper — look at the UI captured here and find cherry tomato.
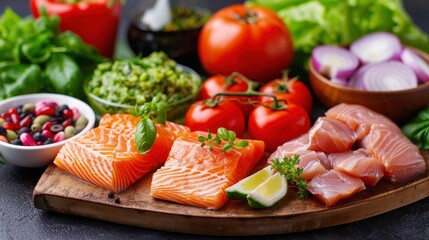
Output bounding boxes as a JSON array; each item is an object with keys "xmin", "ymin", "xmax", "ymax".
[
  {"xmin": 198, "ymin": 75, "xmax": 255, "ymax": 117},
  {"xmin": 198, "ymin": 4, "xmax": 294, "ymax": 83},
  {"xmin": 248, "ymin": 103, "xmax": 311, "ymax": 152},
  {"xmin": 259, "ymin": 78, "xmax": 313, "ymax": 114},
  {"xmin": 184, "ymin": 100, "xmax": 246, "ymax": 137}
]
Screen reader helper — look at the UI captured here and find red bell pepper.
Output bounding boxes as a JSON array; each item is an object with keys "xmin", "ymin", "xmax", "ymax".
[{"xmin": 30, "ymin": 0, "xmax": 121, "ymax": 58}]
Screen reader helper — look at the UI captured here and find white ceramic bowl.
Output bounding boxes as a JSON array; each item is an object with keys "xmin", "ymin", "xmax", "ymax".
[{"xmin": 0, "ymin": 94, "xmax": 96, "ymax": 168}]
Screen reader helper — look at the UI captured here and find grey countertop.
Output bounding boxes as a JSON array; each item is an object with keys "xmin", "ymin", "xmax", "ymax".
[{"xmin": 1, "ymin": 1, "xmax": 429, "ymax": 239}]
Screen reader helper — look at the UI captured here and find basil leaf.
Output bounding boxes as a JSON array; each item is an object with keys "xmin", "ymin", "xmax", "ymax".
[
  {"xmin": 135, "ymin": 118, "xmax": 157, "ymax": 154},
  {"xmin": 155, "ymin": 104, "xmax": 167, "ymax": 124},
  {"xmin": 0, "ymin": 64, "xmax": 42, "ymax": 100},
  {"xmin": 45, "ymin": 53, "xmax": 82, "ymax": 99}
]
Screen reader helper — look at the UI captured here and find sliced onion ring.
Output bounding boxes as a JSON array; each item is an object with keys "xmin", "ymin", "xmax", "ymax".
[
  {"xmin": 400, "ymin": 48, "xmax": 429, "ymax": 83},
  {"xmin": 331, "ymin": 78, "xmax": 348, "ymax": 87},
  {"xmin": 312, "ymin": 45, "xmax": 359, "ymax": 79},
  {"xmin": 350, "ymin": 32, "xmax": 402, "ymax": 64},
  {"xmin": 348, "ymin": 64, "xmax": 373, "ymax": 90},
  {"xmin": 359, "ymin": 61, "xmax": 417, "ymax": 91}
]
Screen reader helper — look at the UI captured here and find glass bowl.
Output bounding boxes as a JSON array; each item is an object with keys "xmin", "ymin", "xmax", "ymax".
[{"xmin": 84, "ymin": 64, "xmax": 201, "ymax": 122}]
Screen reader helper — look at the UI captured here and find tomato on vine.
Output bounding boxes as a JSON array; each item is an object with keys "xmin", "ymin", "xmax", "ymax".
[
  {"xmin": 198, "ymin": 74, "xmax": 257, "ymax": 117},
  {"xmin": 184, "ymin": 100, "xmax": 246, "ymax": 138},
  {"xmin": 248, "ymin": 102, "xmax": 311, "ymax": 152},
  {"xmin": 259, "ymin": 73, "xmax": 313, "ymax": 114}
]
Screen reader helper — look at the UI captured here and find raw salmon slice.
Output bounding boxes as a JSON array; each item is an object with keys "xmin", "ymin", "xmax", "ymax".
[
  {"xmin": 328, "ymin": 149, "xmax": 384, "ymax": 186},
  {"xmin": 361, "ymin": 125, "xmax": 426, "ymax": 183},
  {"xmin": 325, "ymin": 103, "xmax": 400, "ymax": 140},
  {"xmin": 308, "ymin": 117, "xmax": 356, "ymax": 153},
  {"xmin": 54, "ymin": 114, "xmax": 189, "ymax": 192},
  {"xmin": 98, "ymin": 113, "xmax": 141, "ymax": 137},
  {"xmin": 150, "ymin": 131, "xmax": 265, "ymax": 210},
  {"xmin": 99, "ymin": 113, "xmax": 189, "ymax": 139},
  {"xmin": 306, "ymin": 170, "xmax": 366, "ymax": 207}
]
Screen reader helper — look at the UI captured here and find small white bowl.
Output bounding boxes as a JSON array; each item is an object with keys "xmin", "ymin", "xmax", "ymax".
[{"xmin": 0, "ymin": 94, "xmax": 96, "ymax": 168}]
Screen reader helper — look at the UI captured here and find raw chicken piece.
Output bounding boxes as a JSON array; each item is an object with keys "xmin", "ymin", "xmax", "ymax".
[
  {"xmin": 269, "ymin": 134, "xmax": 309, "ymax": 161},
  {"xmin": 325, "ymin": 103, "xmax": 400, "ymax": 140},
  {"xmin": 328, "ymin": 149, "xmax": 384, "ymax": 186},
  {"xmin": 306, "ymin": 170, "xmax": 366, "ymax": 207},
  {"xmin": 308, "ymin": 117, "xmax": 356, "ymax": 153},
  {"xmin": 269, "ymin": 134, "xmax": 330, "ymax": 181},
  {"xmin": 361, "ymin": 125, "xmax": 426, "ymax": 183}
]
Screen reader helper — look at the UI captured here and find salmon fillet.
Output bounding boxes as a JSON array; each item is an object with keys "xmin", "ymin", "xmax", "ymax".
[
  {"xmin": 306, "ymin": 170, "xmax": 366, "ymax": 207},
  {"xmin": 54, "ymin": 114, "xmax": 189, "ymax": 192},
  {"xmin": 150, "ymin": 131, "xmax": 265, "ymax": 210},
  {"xmin": 328, "ymin": 149, "xmax": 384, "ymax": 186}
]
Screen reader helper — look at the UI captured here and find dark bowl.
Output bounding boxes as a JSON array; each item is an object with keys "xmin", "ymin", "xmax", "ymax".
[{"xmin": 127, "ymin": 7, "xmax": 210, "ymax": 70}]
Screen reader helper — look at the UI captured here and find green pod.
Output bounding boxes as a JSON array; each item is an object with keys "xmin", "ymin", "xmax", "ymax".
[
  {"xmin": 30, "ymin": 123, "xmax": 42, "ymax": 133},
  {"xmin": 22, "ymin": 103, "xmax": 36, "ymax": 114},
  {"xmin": 64, "ymin": 126, "xmax": 76, "ymax": 139},
  {"xmin": 33, "ymin": 115, "xmax": 50, "ymax": 125},
  {"xmin": 6, "ymin": 130, "xmax": 17, "ymax": 142}
]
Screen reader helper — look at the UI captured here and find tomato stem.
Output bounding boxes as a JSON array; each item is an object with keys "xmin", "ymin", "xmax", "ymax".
[
  {"xmin": 234, "ymin": 6, "xmax": 258, "ymax": 24},
  {"xmin": 208, "ymin": 71, "xmax": 289, "ymax": 110},
  {"xmin": 275, "ymin": 70, "xmax": 298, "ymax": 93},
  {"xmin": 211, "ymin": 91, "xmax": 286, "ymax": 110}
]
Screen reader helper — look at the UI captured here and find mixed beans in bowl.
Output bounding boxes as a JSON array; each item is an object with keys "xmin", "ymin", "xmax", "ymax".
[{"xmin": 0, "ymin": 93, "xmax": 95, "ymax": 168}]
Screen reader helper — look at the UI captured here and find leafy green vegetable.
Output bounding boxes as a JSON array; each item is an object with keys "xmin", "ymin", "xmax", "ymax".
[
  {"xmin": 134, "ymin": 101, "xmax": 168, "ymax": 153},
  {"xmin": 247, "ymin": 0, "xmax": 429, "ymax": 76},
  {"xmin": 135, "ymin": 118, "xmax": 157, "ymax": 154},
  {"xmin": 0, "ymin": 64, "xmax": 42, "ymax": 99},
  {"xmin": 402, "ymin": 107, "xmax": 429, "ymax": 150},
  {"xmin": 45, "ymin": 53, "xmax": 83, "ymax": 99},
  {"xmin": 271, "ymin": 154, "xmax": 309, "ymax": 200},
  {"xmin": 198, "ymin": 127, "xmax": 249, "ymax": 152},
  {"xmin": 0, "ymin": 8, "xmax": 104, "ymax": 100}
]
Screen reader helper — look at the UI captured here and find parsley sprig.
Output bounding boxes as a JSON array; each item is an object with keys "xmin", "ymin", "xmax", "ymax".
[
  {"xmin": 271, "ymin": 155, "xmax": 309, "ymax": 200},
  {"xmin": 198, "ymin": 128, "xmax": 249, "ymax": 152}
]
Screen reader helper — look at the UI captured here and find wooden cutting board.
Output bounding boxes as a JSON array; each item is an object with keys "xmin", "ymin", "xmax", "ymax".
[{"xmin": 33, "ymin": 151, "xmax": 429, "ymax": 236}]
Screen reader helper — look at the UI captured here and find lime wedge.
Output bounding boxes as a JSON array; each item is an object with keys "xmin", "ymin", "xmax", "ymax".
[
  {"xmin": 226, "ymin": 166, "xmax": 275, "ymax": 200},
  {"xmin": 247, "ymin": 172, "xmax": 287, "ymax": 208}
]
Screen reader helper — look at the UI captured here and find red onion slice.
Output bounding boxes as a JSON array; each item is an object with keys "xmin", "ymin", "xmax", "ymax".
[
  {"xmin": 312, "ymin": 45, "xmax": 359, "ymax": 79},
  {"xmin": 360, "ymin": 61, "xmax": 417, "ymax": 91},
  {"xmin": 400, "ymin": 48, "xmax": 429, "ymax": 83},
  {"xmin": 331, "ymin": 78, "xmax": 348, "ymax": 87},
  {"xmin": 348, "ymin": 64, "xmax": 373, "ymax": 90},
  {"xmin": 350, "ymin": 32, "xmax": 402, "ymax": 64}
]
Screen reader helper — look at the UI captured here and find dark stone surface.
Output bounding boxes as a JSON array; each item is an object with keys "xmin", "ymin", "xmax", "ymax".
[{"xmin": 1, "ymin": 0, "xmax": 429, "ymax": 239}]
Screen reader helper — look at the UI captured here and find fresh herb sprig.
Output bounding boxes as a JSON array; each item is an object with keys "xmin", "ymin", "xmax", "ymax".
[
  {"xmin": 134, "ymin": 99, "xmax": 167, "ymax": 154},
  {"xmin": 271, "ymin": 155, "xmax": 309, "ymax": 200},
  {"xmin": 198, "ymin": 127, "xmax": 249, "ymax": 152}
]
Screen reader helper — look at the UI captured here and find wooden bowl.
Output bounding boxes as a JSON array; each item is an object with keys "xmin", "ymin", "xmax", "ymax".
[{"xmin": 309, "ymin": 47, "xmax": 429, "ymax": 125}]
